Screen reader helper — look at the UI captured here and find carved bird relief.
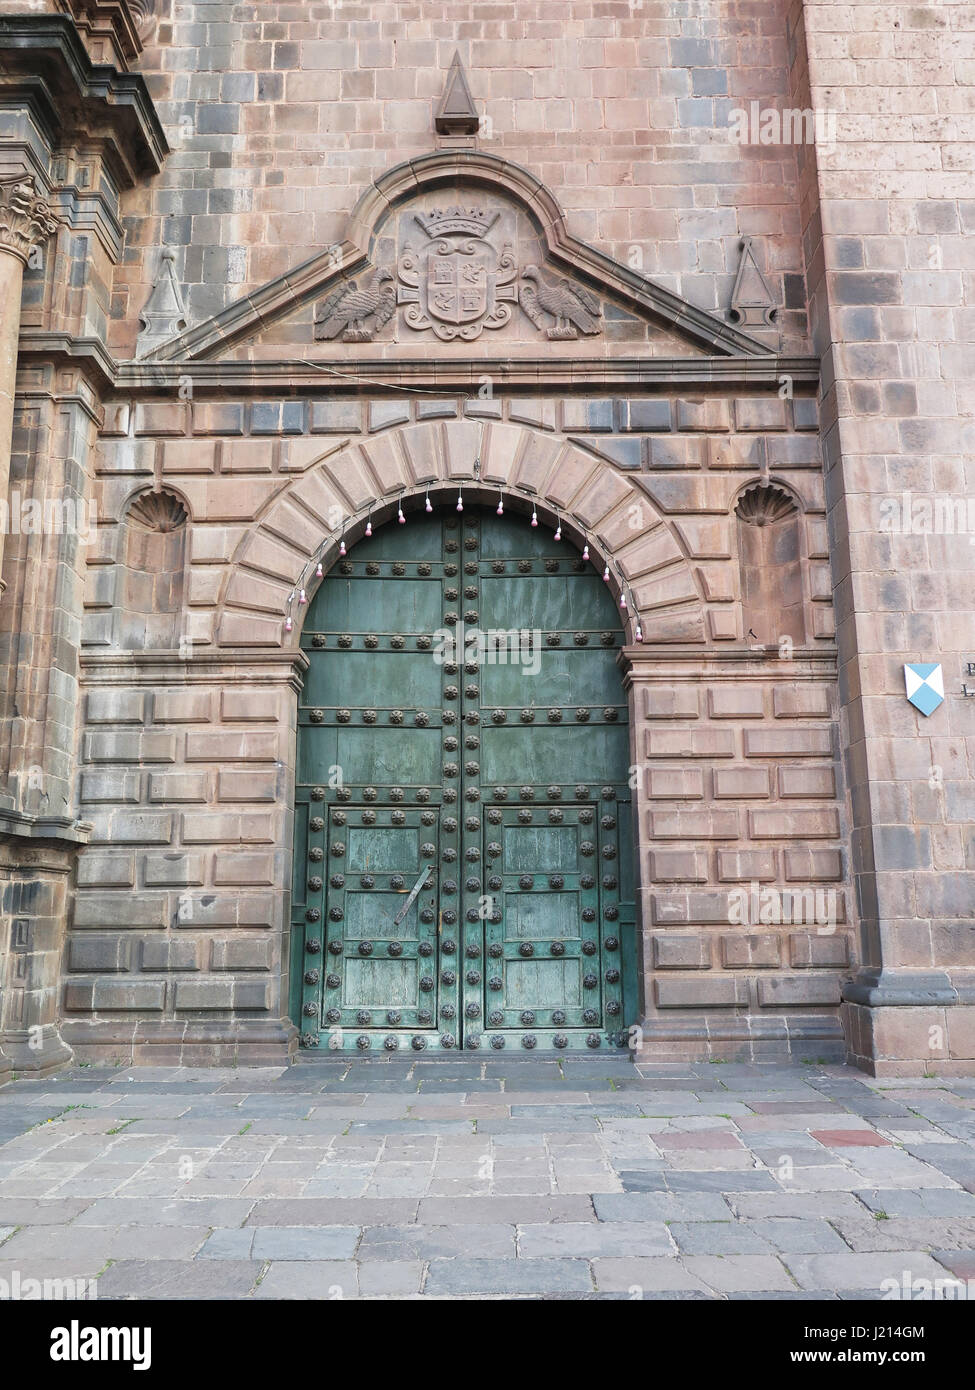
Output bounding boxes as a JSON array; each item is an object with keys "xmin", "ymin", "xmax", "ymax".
[
  {"xmin": 313, "ymin": 268, "xmax": 396, "ymax": 343},
  {"xmin": 519, "ymin": 265, "xmax": 602, "ymax": 339}
]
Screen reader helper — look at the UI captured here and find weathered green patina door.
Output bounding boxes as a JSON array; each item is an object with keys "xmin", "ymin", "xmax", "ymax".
[{"xmin": 291, "ymin": 507, "xmax": 636, "ymax": 1053}]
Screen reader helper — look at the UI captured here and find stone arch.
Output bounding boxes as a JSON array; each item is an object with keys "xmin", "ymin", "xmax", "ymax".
[{"xmin": 215, "ymin": 419, "xmax": 706, "ymax": 650}]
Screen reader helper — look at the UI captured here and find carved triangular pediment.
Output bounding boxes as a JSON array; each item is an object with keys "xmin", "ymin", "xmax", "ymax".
[{"xmin": 143, "ymin": 152, "xmax": 769, "ymax": 365}]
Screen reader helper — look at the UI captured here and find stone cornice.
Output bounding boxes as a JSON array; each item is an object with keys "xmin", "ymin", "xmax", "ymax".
[
  {"xmin": 0, "ymin": 15, "xmax": 168, "ymax": 186},
  {"xmin": 15, "ymin": 335, "xmax": 822, "ymax": 395},
  {"xmin": 112, "ymin": 354, "xmax": 821, "ymax": 394},
  {"xmin": 0, "ymin": 173, "xmax": 58, "ymax": 265}
]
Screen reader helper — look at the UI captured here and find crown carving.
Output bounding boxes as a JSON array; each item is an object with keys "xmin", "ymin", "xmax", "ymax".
[
  {"xmin": 0, "ymin": 175, "xmax": 59, "ymax": 265},
  {"xmin": 415, "ymin": 206, "xmax": 499, "ymax": 240}
]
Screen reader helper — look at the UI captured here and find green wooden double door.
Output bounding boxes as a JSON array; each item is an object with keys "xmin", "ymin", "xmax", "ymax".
[{"xmin": 291, "ymin": 507, "xmax": 636, "ymax": 1053}]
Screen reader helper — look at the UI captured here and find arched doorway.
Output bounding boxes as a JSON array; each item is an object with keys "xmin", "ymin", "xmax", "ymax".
[{"xmin": 290, "ymin": 503, "xmax": 636, "ymax": 1053}]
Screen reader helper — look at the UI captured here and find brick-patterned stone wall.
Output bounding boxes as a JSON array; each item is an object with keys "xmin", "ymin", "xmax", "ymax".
[
  {"xmin": 793, "ymin": 0, "xmax": 975, "ymax": 1073},
  {"xmin": 114, "ymin": 0, "xmax": 812, "ymax": 356},
  {"xmin": 64, "ymin": 656, "xmax": 299, "ymax": 1062},
  {"xmin": 629, "ymin": 652, "xmax": 851, "ymax": 1059},
  {"xmin": 68, "ymin": 394, "xmax": 855, "ymax": 1061}
]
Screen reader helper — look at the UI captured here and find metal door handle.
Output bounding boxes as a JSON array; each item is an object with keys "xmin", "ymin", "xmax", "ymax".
[{"xmin": 393, "ymin": 865, "xmax": 433, "ymax": 925}]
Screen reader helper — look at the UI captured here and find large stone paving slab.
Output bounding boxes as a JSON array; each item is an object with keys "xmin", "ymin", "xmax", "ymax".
[{"xmin": 3, "ymin": 1060, "xmax": 975, "ymax": 1299}]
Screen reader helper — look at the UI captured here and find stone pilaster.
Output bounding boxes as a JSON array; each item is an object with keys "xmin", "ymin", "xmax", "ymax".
[{"xmin": 0, "ymin": 173, "xmax": 57, "ymax": 590}]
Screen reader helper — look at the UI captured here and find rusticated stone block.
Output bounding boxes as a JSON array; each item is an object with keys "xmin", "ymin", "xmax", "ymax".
[
  {"xmin": 64, "ymin": 979, "xmax": 166, "ymax": 1011},
  {"xmin": 220, "ymin": 689, "xmax": 281, "ymax": 721},
  {"xmin": 86, "ymin": 689, "xmax": 145, "ymax": 724},
  {"xmin": 149, "ymin": 772, "xmax": 209, "ymax": 803},
  {"xmin": 211, "ymin": 938, "xmax": 273, "ymax": 971},
  {"xmin": 217, "ymin": 770, "xmax": 279, "ymax": 802},
  {"xmin": 651, "ymin": 891, "xmax": 738, "ymax": 925},
  {"xmin": 173, "ymin": 979, "xmax": 234, "ymax": 1010},
  {"xmin": 789, "ymin": 933, "xmax": 852, "ymax": 968},
  {"xmin": 649, "ymin": 810, "xmax": 739, "ymax": 839},
  {"xmin": 713, "ymin": 767, "xmax": 770, "ymax": 799},
  {"xmin": 80, "ymin": 771, "xmax": 141, "ymax": 804},
  {"xmin": 140, "ymin": 938, "xmax": 202, "ymax": 971},
  {"xmin": 778, "ymin": 766, "xmax": 836, "ymax": 798},
  {"xmin": 94, "ymin": 813, "xmax": 174, "ymax": 845},
  {"xmin": 651, "ymin": 934, "xmax": 712, "ymax": 969},
  {"xmin": 707, "ymin": 609, "xmax": 738, "ymax": 641},
  {"xmin": 707, "ymin": 686, "xmax": 764, "ymax": 718},
  {"xmin": 76, "ymin": 854, "xmax": 135, "ymax": 887},
  {"xmin": 647, "ymin": 849, "xmax": 709, "ymax": 882},
  {"xmin": 192, "ymin": 402, "xmax": 245, "ymax": 436},
  {"xmin": 654, "ymin": 976, "xmax": 749, "ymax": 1008},
  {"xmin": 720, "ymin": 934, "xmax": 781, "ymax": 968},
  {"xmin": 784, "ymin": 848, "xmax": 844, "ymax": 882},
  {"xmin": 642, "ymin": 686, "xmax": 698, "ymax": 719},
  {"xmin": 170, "ymin": 894, "xmax": 275, "ymax": 929},
  {"xmin": 72, "ymin": 894, "xmax": 169, "ymax": 929},
  {"xmin": 676, "ymin": 398, "xmax": 729, "ymax": 431},
  {"xmin": 772, "ymin": 684, "xmax": 831, "ymax": 720},
  {"xmin": 153, "ymin": 689, "xmax": 214, "ymax": 724},
  {"xmin": 143, "ymin": 853, "xmax": 206, "ymax": 887},
  {"xmin": 757, "ymin": 976, "xmax": 842, "ymax": 1007},
  {"xmin": 134, "ymin": 401, "xmax": 186, "ymax": 437},
  {"xmin": 67, "ymin": 936, "xmax": 131, "ymax": 972},
  {"xmin": 310, "ymin": 400, "xmax": 363, "ymax": 433},
  {"xmin": 748, "ymin": 809, "xmax": 841, "ymax": 839},
  {"xmin": 734, "ymin": 397, "xmax": 789, "ymax": 431},
  {"xmin": 84, "ymin": 732, "xmax": 176, "ymax": 764},
  {"xmin": 645, "ymin": 729, "xmax": 735, "ymax": 759},
  {"xmin": 181, "ymin": 813, "xmax": 274, "ymax": 844},
  {"xmin": 212, "ymin": 853, "xmax": 276, "ymax": 885},
  {"xmin": 716, "ymin": 849, "xmax": 777, "ymax": 882},
  {"xmin": 646, "ymin": 767, "xmax": 704, "ymax": 799},
  {"xmin": 185, "ymin": 731, "xmax": 280, "ymax": 762},
  {"xmin": 743, "ymin": 729, "xmax": 833, "ymax": 758}
]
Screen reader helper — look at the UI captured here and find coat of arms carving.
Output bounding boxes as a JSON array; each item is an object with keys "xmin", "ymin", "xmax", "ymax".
[{"xmin": 397, "ymin": 207, "xmax": 518, "ymax": 341}]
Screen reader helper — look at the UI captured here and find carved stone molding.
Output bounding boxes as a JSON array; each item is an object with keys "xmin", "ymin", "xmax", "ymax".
[{"xmin": 0, "ymin": 175, "xmax": 59, "ymax": 266}]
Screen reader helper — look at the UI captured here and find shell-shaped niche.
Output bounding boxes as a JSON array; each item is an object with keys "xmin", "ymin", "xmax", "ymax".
[
  {"xmin": 127, "ymin": 489, "xmax": 188, "ymax": 533},
  {"xmin": 734, "ymin": 482, "xmax": 798, "ymax": 527}
]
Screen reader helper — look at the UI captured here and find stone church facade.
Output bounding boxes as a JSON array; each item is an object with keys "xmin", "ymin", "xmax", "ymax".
[{"xmin": 0, "ymin": 1, "xmax": 972, "ymax": 1077}]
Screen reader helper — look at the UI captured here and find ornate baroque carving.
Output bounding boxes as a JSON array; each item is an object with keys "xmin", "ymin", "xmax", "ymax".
[
  {"xmin": 397, "ymin": 206, "xmax": 518, "ymax": 341},
  {"xmin": 0, "ymin": 176, "xmax": 59, "ymax": 266},
  {"xmin": 314, "ymin": 268, "xmax": 396, "ymax": 343}
]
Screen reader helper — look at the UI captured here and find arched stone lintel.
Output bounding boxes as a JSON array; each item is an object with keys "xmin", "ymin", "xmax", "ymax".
[{"xmin": 215, "ymin": 420, "xmax": 706, "ymax": 650}]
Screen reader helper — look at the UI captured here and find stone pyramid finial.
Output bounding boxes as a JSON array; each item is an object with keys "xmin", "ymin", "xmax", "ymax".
[
  {"xmin": 435, "ymin": 51, "xmax": 479, "ymax": 135},
  {"xmin": 729, "ymin": 236, "xmax": 777, "ymax": 329},
  {"xmin": 136, "ymin": 248, "xmax": 188, "ymax": 358}
]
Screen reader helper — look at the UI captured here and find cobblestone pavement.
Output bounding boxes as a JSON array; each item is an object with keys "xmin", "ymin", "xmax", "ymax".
[{"xmin": 1, "ymin": 1059, "xmax": 975, "ymax": 1300}]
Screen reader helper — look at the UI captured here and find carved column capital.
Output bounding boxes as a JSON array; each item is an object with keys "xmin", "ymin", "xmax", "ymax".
[{"xmin": 0, "ymin": 174, "xmax": 59, "ymax": 265}]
